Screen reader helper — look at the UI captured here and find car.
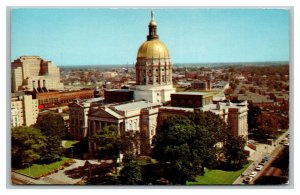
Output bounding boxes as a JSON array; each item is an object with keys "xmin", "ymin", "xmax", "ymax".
[
  {"xmin": 255, "ymin": 165, "xmax": 263, "ymax": 171},
  {"xmin": 263, "ymin": 156, "xmax": 270, "ymax": 161},
  {"xmin": 284, "ymin": 142, "xmax": 289, "ymax": 146},
  {"xmin": 243, "ymin": 176, "xmax": 253, "ymax": 184},
  {"xmin": 249, "ymin": 171, "xmax": 258, "ymax": 177}
]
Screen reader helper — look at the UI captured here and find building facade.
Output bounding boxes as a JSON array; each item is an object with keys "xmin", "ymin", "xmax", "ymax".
[
  {"xmin": 87, "ymin": 101, "xmax": 161, "ymax": 156},
  {"xmin": 11, "ymin": 56, "xmax": 64, "ymax": 92},
  {"xmin": 11, "ymin": 95, "xmax": 39, "ymax": 127},
  {"xmin": 171, "ymin": 92, "xmax": 214, "ymax": 108},
  {"xmin": 30, "ymin": 88, "xmax": 95, "ymax": 109},
  {"xmin": 68, "ymin": 98, "xmax": 104, "ymax": 140},
  {"xmin": 104, "ymin": 89, "xmax": 134, "ymax": 103},
  {"xmin": 133, "ymin": 11, "xmax": 176, "ymax": 103},
  {"xmin": 191, "ymin": 80, "xmax": 211, "ymax": 91}
]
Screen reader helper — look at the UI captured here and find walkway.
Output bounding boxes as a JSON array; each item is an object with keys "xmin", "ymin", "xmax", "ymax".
[{"xmin": 12, "ymin": 159, "xmax": 102, "ymax": 185}]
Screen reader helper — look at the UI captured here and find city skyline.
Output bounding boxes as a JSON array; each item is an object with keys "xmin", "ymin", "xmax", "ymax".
[{"xmin": 11, "ymin": 8, "xmax": 289, "ymax": 65}]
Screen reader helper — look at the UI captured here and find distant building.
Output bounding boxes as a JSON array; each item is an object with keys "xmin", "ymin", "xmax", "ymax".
[
  {"xmin": 191, "ymin": 80, "xmax": 211, "ymax": 91},
  {"xmin": 11, "ymin": 94, "xmax": 39, "ymax": 127},
  {"xmin": 11, "ymin": 56, "xmax": 64, "ymax": 92}
]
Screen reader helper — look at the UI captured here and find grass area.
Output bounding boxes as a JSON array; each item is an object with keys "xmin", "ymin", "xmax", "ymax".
[
  {"xmin": 63, "ymin": 140, "xmax": 79, "ymax": 148},
  {"xmin": 15, "ymin": 157, "xmax": 70, "ymax": 178},
  {"xmin": 187, "ymin": 161, "xmax": 253, "ymax": 185}
]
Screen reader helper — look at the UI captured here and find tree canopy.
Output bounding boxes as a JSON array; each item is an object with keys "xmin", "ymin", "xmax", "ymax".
[
  {"xmin": 93, "ymin": 125, "xmax": 121, "ymax": 171},
  {"xmin": 36, "ymin": 112, "xmax": 66, "ymax": 139},
  {"xmin": 12, "ymin": 126, "xmax": 46, "ymax": 168},
  {"xmin": 35, "ymin": 112, "xmax": 66, "ymax": 162},
  {"xmin": 222, "ymin": 132, "xmax": 248, "ymax": 170},
  {"xmin": 119, "ymin": 152, "xmax": 143, "ymax": 185},
  {"xmin": 152, "ymin": 115, "xmax": 209, "ymax": 184},
  {"xmin": 152, "ymin": 111, "xmax": 247, "ymax": 184}
]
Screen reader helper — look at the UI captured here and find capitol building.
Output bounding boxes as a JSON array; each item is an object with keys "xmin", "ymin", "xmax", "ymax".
[
  {"xmin": 133, "ymin": 11, "xmax": 176, "ymax": 103},
  {"xmin": 67, "ymin": 11, "xmax": 248, "ymax": 156}
]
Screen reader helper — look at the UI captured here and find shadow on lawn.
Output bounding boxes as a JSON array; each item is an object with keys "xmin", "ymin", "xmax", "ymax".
[{"xmin": 64, "ymin": 161, "xmax": 114, "ymax": 180}]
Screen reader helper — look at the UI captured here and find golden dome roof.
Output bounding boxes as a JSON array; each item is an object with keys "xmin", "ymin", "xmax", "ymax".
[{"xmin": 137, "ymin": 39, "xmax": 170, "ymax": 59}]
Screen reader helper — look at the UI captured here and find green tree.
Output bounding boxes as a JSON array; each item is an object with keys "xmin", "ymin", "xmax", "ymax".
[
  {"xmin": 36, "ymin": 112, "xmax": 66, "ymax": 139},
  {"xmin": 189, "ymin": 110, "xmax": 227, "ymax": 142},
  {"xmin": 222, "ymin": 133, "xmax": 248, "ymax": 170},
  {"xmin": 93, "ymin": 125, "xmax": 121, "ymax": 172},
  {"xmin": 121, "ymin": 131, "xmax": 140, "ymax": 155},
  {"xmin": 193, "ymin": 125, "xmax": 220, "ymax": 169},
  {"xmin": 256, "ymin": 113, "xmax": 279, "ymax": 138},
  {"xmin": 35, "ymin": 112, "xmax": 66, "ymax": 162},
  {"xmin": 11, "ymin": 126, "xmax": 46, "ymax": 168},
  {"xmin": 119, "ymin": 152, "xmax": 143, "ymax": 185},
  {"xmin": 247, "ymin": 102, "xmax": 261, "ymax": 131},
  {"xmin": 152, "ymin": 115, "xmax": 204, "ymax": 184}
]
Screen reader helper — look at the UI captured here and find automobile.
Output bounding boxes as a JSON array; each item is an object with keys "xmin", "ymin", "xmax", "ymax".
[
  {"xmin": 255, "ymin": 165, "xmax": 264, "ymax": 171},
  {"xmin": 243, "ymin": 176, "xmax": 253, "ymax": 184},
  {"xmin": 249, "ymin": 171, "xmax": 258, "ymax": 177},
  {"xmin": 263, "ymin": 156, "xmax": 270, "ymax": 161},
  {"xmin": 284, "ymin": 142, "xmax": 289, "ymax": 146},
  {"xmin": 280, "ymin": 139, "xmax": 288, "ymax": 144}
]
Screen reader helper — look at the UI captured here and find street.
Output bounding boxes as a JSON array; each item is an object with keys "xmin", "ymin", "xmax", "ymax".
[{"xmin": 233, "ymin": 130, "xmax": 289, "ymax": 185}]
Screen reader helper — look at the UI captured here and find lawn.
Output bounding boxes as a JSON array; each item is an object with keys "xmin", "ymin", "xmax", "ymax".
[
  {"xmin": 15, "ymin": 157, "xmax": 70, "ymax": 178},
  {"xmin": 63, "ymin": 140, "xmax": 79, "ymax": 148},
  {"xmin": 187, "ymin": 161, "xmax": 253, "ymax": 185}
]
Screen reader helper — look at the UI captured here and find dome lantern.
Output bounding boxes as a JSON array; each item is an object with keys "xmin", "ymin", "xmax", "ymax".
[{"xmin": 147, "ymin": 10, "xmax": 159, "ymax": 41}]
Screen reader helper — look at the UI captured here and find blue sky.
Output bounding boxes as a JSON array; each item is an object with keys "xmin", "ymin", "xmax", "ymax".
[{"xmin": 11, "ymin": 8, "xmax": 289, "ymax": 65}]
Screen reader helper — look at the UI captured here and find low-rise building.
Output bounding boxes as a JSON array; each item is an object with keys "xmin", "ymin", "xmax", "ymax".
[{"xmin": 28, "ymin": 88, "xmax": 95, "ymax": 109}]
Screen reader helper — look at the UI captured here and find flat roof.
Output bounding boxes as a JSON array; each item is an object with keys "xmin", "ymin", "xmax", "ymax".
[
  {"xmin": 113, "ymin": 101, "xmax": 160, "ymax": 111},
  {"xmin": 160, "ymin": 106, "xmax": 194, "ymax": 112},
  {"xmin": 85, "ymin": 97, "xmax": 104, "ymax": 103},
  {"xmin": 105, "ymin": 89, "xmax": 133, "ymax": 92},
  {"xmin": 172, "ymin": 91, "xmax": 212, "ymax": 96}
]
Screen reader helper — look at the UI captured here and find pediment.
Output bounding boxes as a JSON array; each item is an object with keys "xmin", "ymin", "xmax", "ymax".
[{"xmin": 88, "ymin": 108, "xmax": 122, "ymax": 120}]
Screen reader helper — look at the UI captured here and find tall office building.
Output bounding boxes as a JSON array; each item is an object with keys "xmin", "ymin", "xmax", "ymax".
[{"xmin": 11, "ymin": 56, "xmax": 64, "ymax": 92}]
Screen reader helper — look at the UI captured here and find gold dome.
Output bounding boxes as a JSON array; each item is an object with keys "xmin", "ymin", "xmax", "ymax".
[{"xmin": 137, "ymin": 39, "xmax": 170, "ymax": 59}]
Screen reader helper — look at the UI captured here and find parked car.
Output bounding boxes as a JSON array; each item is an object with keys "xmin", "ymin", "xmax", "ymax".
[
  {"xmin": 243, "ymin": 176, "xmax": 253, "ymax": 184},
  {"xmin": 258, "ymin": 162, "xmax": 265, "ymax": 166},
  {"xmin": 249, "ymin": 171, "xmax": 258, "ymax": 177},
  {"xmin": 263, "ymin": 156, "xmax": 270, "ymax": 161},
  {"xmin": 255, "ymin": 165, "xmax": 263, "ymax": 171}
]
